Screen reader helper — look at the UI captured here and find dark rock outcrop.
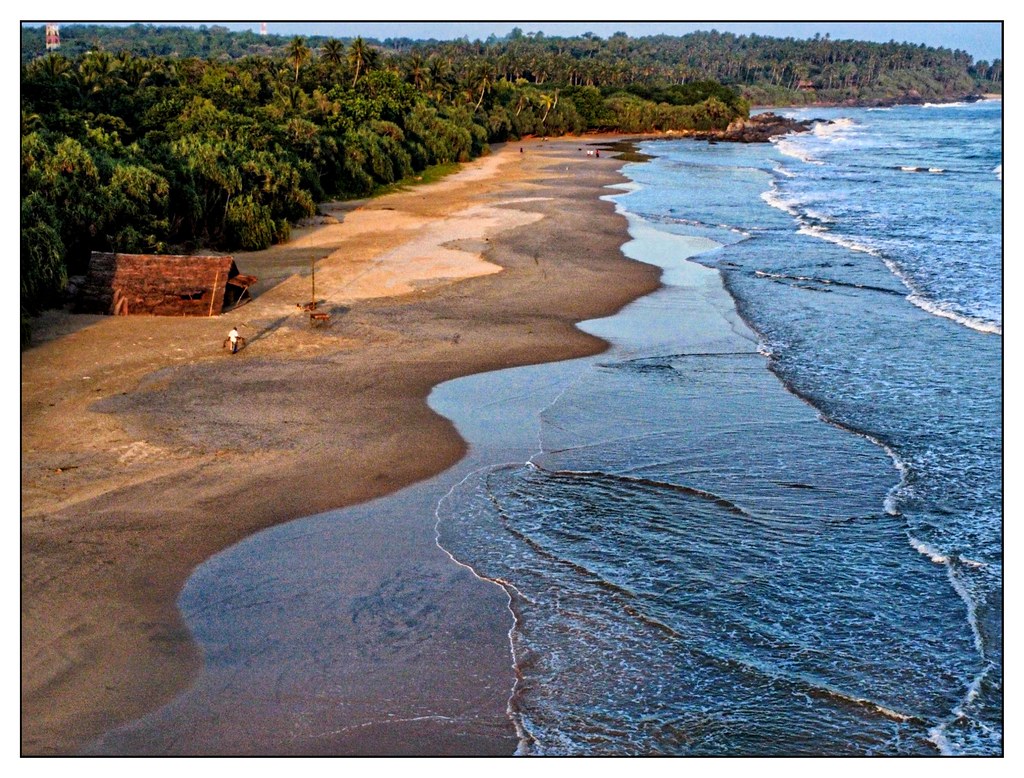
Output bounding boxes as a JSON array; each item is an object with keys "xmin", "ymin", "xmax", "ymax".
[{"xmin": 693, "ymin": 112, "xmax": 821, "ymax": 143}]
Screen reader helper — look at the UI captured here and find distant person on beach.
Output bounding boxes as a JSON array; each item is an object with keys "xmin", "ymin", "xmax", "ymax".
[{"xmin": 228, "ymin": 327, "xmax": 240, "ymax": 354}]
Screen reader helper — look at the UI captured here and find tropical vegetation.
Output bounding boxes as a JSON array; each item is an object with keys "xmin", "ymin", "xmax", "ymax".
[{"xmin": 20, "ymin": 24, "xmax": 1000, "ymax": 329}]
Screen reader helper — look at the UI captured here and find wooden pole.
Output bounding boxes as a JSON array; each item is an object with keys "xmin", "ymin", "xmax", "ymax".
[{"xmin": 209, "ymin": 270, "xmax": 220, "ymax": 317}]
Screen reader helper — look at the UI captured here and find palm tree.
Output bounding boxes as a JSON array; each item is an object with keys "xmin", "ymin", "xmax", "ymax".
[
  {"xmin": 537, "ymin": 92, "xmax": 554, "ymax": 126},
  {"xmin": 72, "ymin": 50, "xmax": 127, "ymax": 112},
  {"xmin": 513, "ymin": 83, "xmax": 534, "ymax": 116},
  {"xmin": 472, "ymin": 62, "xmax": 494, "ymax": 111},
  {"xmin": 21, "ymin": 110, "xmax": 43, "ymax": 134},
  {"xmin": 274, "ymin": 82, "xmax": 308, "ymax": 116},
  {"xmin": 77, "ymin": 50, "xmax": 121, "ymax": 95},
  {"xmin": 30, "ymin": 52, "xmax": 71, "ymax": 82},
  {"xmin": 428, "ymin": 56, "xmax": 453, "ymax": 102},
  {"xmin": 321, "ymin": 38, "xmax": 345, "ymax": 70},
  {"xmin": 286, "ymin": 36, "xmax": 310, "ymax": 83},
  {"xmin": 117, "ymin": 52, "xmax": 152, "ymax": 90},
  {"xmin": 348, "ymin": 36, "xmax": 371, "ymax": 87},
  {"xmin": 538, "ymin": 89, "xmax": 559, "ymax": 126},
  {"xmin": 405, "ymin": 53, "xmax": 427, "ymax": 90}
]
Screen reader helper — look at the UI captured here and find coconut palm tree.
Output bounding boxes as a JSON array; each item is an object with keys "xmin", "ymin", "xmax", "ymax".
[
  {"xmin": 348, "ymin": 36, "xmax": 372, "ymax": 87},
  {"xmin": 471, "ymin": 62, "xmax": 494, "ymax": 111},
  {"xmin": 117, "ymin": 52, "xmax": 152, "ymax": 90},
  {"xmin": 405, "ymin": 53, "xmax": 427, "ymax": 90},
  {"xmin": 321, "ymin": 38, "xmax": 344, "ymax": 69},
  {"xmin": 428, "ymin": 56, "xmax": 453, "ymax": 102},
  {"xmin": 286, "ymin": 36, "xmax": 310, "ymax": 83},
  {"xmin": 29, "ymin": 52, "xmax": 72, "ymax": 82},
  {"xmin": 21, "ymin": 110, "xmax": 43, "ymax": 134},
  {"xmin": 77, "ymin": 50, "xmax": 121, "ymax": 96},
  {"xmin": 539, "ymin": 89, "xmax": 559, "ymax": 126}
]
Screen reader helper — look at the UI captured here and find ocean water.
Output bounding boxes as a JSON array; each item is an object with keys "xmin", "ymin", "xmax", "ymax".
[{"xmin": 434, "ymin": 101, "xmax": 1002, "ymax": 755}]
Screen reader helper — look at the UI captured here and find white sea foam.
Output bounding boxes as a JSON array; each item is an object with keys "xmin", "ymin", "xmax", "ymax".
[
  {"xmin": 928, "ymin": 724, "xmax": 955, "ymax": 755},
  {"xmin": 820, "ymin": 686, "xmax": 915, "ymax": 722},
  {"xmin": 928, "ymin": 168, "xmax": 945, "ymax": 174},
  {"xmin": 432, "ymin": 463, "xmax": 538, "ymax": 757},
  {"xmin": 803, "ymin": 207, "xmax": 834, "ymax": 224},
  {"xmin": 907, "ymin": 532, "xmax": 987, "ymax": 662},
  {"xmin": 926, "ymin": 654, "xmax": 997, "ymax": 755},
  {"xmin": 906, "ymin": 533, "xmax": 987, "ymax": 680},
  {"xmin": 873, "ymin": 704, "xmax": 913, "ymax": 722},
  {"xmin": 994, "ymin": 164, "xmax": 1002, "ymax": 181},
  {"xmin": 772, "ymin": 137, "xmax": 824, "ymax": 165},
  {"xmin": 765, "ymin": 177, "xmax": 1003, "ymax": 337},
  {"xmin": 946, "ymin": 563, "xmax": 985, "ymax": 657},
  {"xmin": 704, "ymin": 647, "xmax": 919, "ymax": 727},
  {"xmin": 927, "ymin": 663, "xmax": 1000, "ymax": 755},
  {"xmin": 754, "ymin": 269, "xmax": 830, "ymax": 286},
  {"xmin": 873, "ymin": 254, "xmax": 1001, "ymax": 335},
  {"xmin": 907, "ymin": 535, "xmax": 950, "ymax": 565},
  {"xmin": 793, "ymin": 216, "xmax": 1002, "ymax": 336},
  {"xmin": 906, "ymin": 293, "xmax": 1002, "ymax": 335},
  {"xmin": 796, "ymin": 223, "xmax": 881, "ymax": 257},
  {"xmin": 606, "ymin": 179, "xmax": 641, "ymax": 196},
  {"xmin": 867, "ymin": 435, "xmax": 910, "ymax": 517},
  {"xmin": 812, "ymin": 117, "xmax": 856, "ymax": 137},
  {"xmin": 760, "ymin": 188, "xmax": 801, "ymax": 216},
  {"xmin": 923, "ymin": 101, "xmax": 969, "ymax": 108},
  {"xmin": 958, "ymin": 556, "xmax": 989, "ymax": 569},
  {"xmin": 962, "ymin": 666, "xmax": 987, "ymax": 705},
  {"xmin": 718, "ymin": 223, "xmax": 751, "ymax": 237}
]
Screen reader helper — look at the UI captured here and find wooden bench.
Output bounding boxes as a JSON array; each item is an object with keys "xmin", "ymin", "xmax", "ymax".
[{"xmin": 310, "ymin": 311, "xmax": 331, "ymax": 326}]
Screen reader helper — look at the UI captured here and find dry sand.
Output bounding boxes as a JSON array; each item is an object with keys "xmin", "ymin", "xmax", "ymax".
[{"xmin": 20, "ymin": 137, "xmax": 662, "ymax": 755}]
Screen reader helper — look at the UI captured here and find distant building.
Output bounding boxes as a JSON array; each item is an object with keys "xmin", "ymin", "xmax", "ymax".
[
  {"xmin": 45, "ymin": 24, "xmax": 60, "ymax": 50},
  {"xmin": 260, "ymin": 22, "xmax": 267, "ymax": 36}
]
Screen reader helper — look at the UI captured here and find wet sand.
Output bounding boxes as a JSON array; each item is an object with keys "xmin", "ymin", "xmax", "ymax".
[{"xmin": 20, "ymin": 136, "xmax": 661, "ymax": 754}]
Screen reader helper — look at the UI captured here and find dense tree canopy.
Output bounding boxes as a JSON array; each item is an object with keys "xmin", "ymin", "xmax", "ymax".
[
  {"xmin": 20, "ymin": 25, "xmax": 997, "ymax": 326},
  {"xmin": 22, "ymin": 24, "xmax": 1001, "ymax": 99}
]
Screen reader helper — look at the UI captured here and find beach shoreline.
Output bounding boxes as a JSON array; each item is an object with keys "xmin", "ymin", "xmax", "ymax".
[{"xmin": 21, "ymin": 136, "xmax": 661, "ymax": 754}]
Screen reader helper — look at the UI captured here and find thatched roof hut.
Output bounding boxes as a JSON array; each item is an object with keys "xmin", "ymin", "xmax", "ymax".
[{"xmin": 75, "ymin": 252, "xmax": 256, "ymax": 316}]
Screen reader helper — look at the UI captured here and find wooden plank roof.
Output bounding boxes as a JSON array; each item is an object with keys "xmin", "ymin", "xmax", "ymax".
[{"xmin": 76, "ymin": 252, "xmax": 253, "ymax": 316}]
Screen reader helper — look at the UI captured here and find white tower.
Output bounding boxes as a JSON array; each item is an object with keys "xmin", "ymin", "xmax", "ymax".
[{"xmin": 260, "ymin": 22, "xmax": 267, "ymax": 36}]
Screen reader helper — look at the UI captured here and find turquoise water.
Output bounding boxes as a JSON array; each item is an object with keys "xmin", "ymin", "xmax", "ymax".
[{"xmin": 435, "ymin": 101, "xmax": 1002, "ymax": 755}]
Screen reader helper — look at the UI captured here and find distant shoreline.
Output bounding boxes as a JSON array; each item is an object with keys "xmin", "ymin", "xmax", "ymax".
[{"xmin": 753, "ymin": 93, "xmax": 1002, "ymax": 110}]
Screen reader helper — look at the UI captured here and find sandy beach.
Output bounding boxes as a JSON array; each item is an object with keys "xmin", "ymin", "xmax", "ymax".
[{"xmin": 21, "ymin": 136, "xmax": 662, "ymax": 755}]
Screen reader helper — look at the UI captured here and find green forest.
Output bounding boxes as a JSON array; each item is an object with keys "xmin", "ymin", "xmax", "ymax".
[{"xmin": 20, "ymin": 24, "xmax": 1001, "ymax": 326}]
